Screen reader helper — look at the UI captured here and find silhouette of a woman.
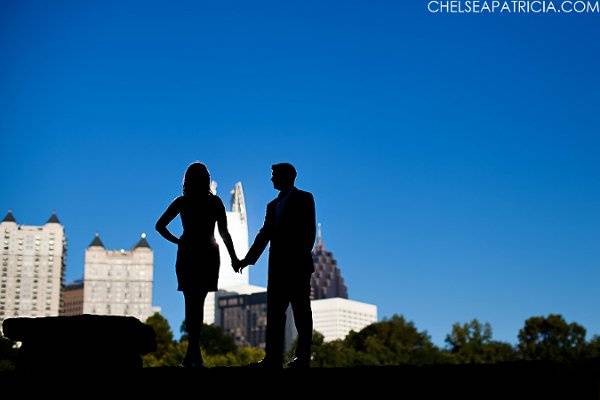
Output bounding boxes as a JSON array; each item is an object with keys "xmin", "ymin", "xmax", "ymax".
[{"xmin": 156, "ymin": 162, "xmax": 239, "ymax": 367}]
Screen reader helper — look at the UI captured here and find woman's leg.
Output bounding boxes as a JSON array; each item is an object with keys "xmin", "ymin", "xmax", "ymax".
[{"xmin": 183, "ymin": 290, "xmax": 208, "ymax": 365}]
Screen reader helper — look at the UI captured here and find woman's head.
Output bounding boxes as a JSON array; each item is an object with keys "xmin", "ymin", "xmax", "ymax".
[{"xmin": 182, "ymin": 162, "xmax": 210, "ymax": 197}]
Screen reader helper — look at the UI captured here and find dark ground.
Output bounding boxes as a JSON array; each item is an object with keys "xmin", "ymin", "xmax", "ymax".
[
  {"xmin": 1, "ymin": 360, "xmax": 599, "ymax": 398},
  {"xmin": 3, "ymin": 316, "xmax": 599, "ymax": 397}
]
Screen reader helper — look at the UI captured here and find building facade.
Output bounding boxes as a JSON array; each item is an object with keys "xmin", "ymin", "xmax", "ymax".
[
  {"xmin": 217, "ymin": 291, "xmax": 295, "ymax": 350},
  {"xmin": 0, "ymin": 211, "xmax": 67, "ymax": 323},
  {"xmin": 60, "ymin": 279, "xmax": 84, "ymax": 316},
  {"xmin": 215, "ymin": 182, "xmax": 250, "ymax": 289},
  {"xmin": 217, "ymin": 291, "xmax": 268, "ymax": 348},
  {"xmin": 83, "ymin": 233, "xmax": 157, "ymax": 322},
  {"xmin": 311, "ymin": 224, "xmax": 348, "ymax": 300},
  {"xmin": 311, "ymin": 298, "xmax": 378, "ymax": 341}
]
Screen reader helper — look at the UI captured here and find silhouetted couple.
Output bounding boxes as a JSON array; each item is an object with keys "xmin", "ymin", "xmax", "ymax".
[{"xmin": 156, "ymin": 162, "xmax": 316, "ymax": 368}]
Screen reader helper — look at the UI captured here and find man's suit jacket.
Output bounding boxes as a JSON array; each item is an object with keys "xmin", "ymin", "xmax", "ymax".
[{"xmin": 245, "ymin": 187, "xmax": 316, "ymax": 282}]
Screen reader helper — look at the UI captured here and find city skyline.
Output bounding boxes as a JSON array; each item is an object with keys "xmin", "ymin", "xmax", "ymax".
[
  {"xmin": 1, "ymin": 206, "xmax": 378, "ymax": 343},
  {"xmin": 2, "ymin": 1, "xmax": 599, "ymax": 346}
]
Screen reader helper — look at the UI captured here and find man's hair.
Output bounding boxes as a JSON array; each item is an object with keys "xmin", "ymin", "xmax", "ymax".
[{"xmin": 272, "ymin": 163, "xmax": 297, "ymax": 182}]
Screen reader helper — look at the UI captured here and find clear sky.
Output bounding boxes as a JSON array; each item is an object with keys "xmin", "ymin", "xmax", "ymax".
[{"xmin": 1, "ymin": 0, "xmax": 599, "ymax": 345}]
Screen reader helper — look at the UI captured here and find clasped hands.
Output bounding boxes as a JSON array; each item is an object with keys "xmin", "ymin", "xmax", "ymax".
[{"xmin": 232, "ymin": 256, "xmax": 250, "ymax": 273}]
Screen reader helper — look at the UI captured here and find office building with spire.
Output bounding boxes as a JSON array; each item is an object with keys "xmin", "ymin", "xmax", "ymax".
[
  {"xmin": 311, "ymin": 224, "xmax": 348, "ymax": 300},
  {"xmin": 303, "ymin": 225, "xmax": 377, "ymax": 342},
  {"xmin": 0, "ymin": 210, "xmax": 67, "ymax": 322},
  {"xmin": 203, "ymin": 182, "xmax": 266, "ymax": 325},
  {"xmin": 82, "ymin": 232, "xmax": 158, "ymax": 322}
]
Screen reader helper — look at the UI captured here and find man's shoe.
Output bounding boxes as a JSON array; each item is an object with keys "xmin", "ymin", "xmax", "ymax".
[
  {"xmin": 181, "ymin": 359, "xmax": 205, "ymax": 368},
  {"xmin": 247, "ymin": 358, "xmax": 283, "ymax": 369},
  {"xmin": 286, "ymin": 357, "xmax": 310, "ymax": 369}
]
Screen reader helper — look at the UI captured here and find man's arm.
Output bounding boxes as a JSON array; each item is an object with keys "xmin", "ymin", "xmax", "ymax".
[{"xmin": 303, "ymin": 192, "xmax": 316, "ymax": 251}]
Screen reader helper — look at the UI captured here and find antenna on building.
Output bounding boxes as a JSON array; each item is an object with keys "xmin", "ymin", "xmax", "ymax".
[{"xmin": 316, "ymin": 222, "xmax": 324, "ymax": 248}]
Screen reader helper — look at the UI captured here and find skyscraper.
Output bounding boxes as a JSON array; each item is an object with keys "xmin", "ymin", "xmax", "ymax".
[
  {"xmin": 311, "ymin": 298, "xmax": 377, "ymax": 341},
  {"xmin": 289, "ymin": 224, "xmax": 378, "ymax": 343},
  {"xmin": 215, "ymin": 182, "xmax": 250, "ymax": 289},
  {"xmin": 0, "ymin": 211, "xmax": 67, "ymax": 322},
  {"xmin": 310, "ymin": 224, "xmax": 348, "ymax": 300},
  {"xmin": 216, "ymin": 291, "xmax": 295, "ymax": 350},
  {"xmin": 82, "ymin": 233, "xmax": 158, "ymax": 322},
  {"xmin": 217, "ymin": 291, "xmax": 268, "ymax": 348},
  {"xmin": 203, "ymin": 182, "xmax": 266, "ymax": 325}
]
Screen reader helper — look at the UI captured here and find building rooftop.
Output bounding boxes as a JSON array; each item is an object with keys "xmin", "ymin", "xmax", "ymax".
[
  {"xmin": 133, "ymin": 233, "xmax": 151, "ymax": 249},
  {"xmin": 46, "ymin": 212, "xmax": 61, "ymax": 224},
  {"xmin": 89, "ymin": 233, "xmax": 105, "ymax": 248},
  {"xmin": 2, "ymin": 210, "xmax": 16, "ymax": 223}
]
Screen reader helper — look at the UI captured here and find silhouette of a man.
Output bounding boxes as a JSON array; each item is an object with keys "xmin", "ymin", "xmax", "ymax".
[{"xmin": 236, "ymin": 163, "xmax": 316, "ymax": 368}]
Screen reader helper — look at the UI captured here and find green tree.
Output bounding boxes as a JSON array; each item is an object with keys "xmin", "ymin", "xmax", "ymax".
[
  {"xmin": 143, "ymin": 313, "xmax": 183, "ymax": 367},
  {"xmin": 179, "ymin": 320, "xmax": 237, "ymax": 355},
  {"xmin": 585, "ymin": 335, "xmax": 600, "ymax": 359},
  {"xmin": 517, "ymin": 314, "xmax": 586, "ymax": 362},
  {"xmin": 145, "ymin": 313, "xmax": 174, "ymax": 359},
  {"xmin": 141, "ymin": 314, "xmax": 308, "ymax": 367},
  {"xmin": 205, "ymin": 347, "xmax": 265, "ymax": 367},
  {"xmin": 343, "ymin": 314, "xmax": 446, "ymax": 366},
  {"xmin": 312, "ymin": 339, "xmax": 360, "ymax": 367},
  {"xmin": 286, "ymin": 330, "xmax": 325, "ymax": 364},
  {"xmin": 445, "ymin": 319, "xmax": 515, "ymax": 363}
]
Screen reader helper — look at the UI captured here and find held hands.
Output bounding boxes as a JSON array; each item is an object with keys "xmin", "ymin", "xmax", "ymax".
[
  {"xmin": 232, "ymin": 257, "xmax": 250, "ymax": 274},
  {"xmin": 231, "ymin": 255, "xmax": 240, "ymax": 273}
]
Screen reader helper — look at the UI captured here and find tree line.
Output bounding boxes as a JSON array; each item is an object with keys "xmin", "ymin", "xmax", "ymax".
[
  {"xmin": 141, "ymin": 312, "xmax": 600, "ymax": 367},
  {"xmin": 307, "ymin": 314, "xmax": 600, "ymax": 367},
  {"xmin": 1, "ymin": 312, "xmax": 599, "ymax": 369}
]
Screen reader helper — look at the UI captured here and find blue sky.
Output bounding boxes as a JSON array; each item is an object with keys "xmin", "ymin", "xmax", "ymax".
[{"xmin": 1, "ymin": 0, "xmax": 599, "ymax": 345}]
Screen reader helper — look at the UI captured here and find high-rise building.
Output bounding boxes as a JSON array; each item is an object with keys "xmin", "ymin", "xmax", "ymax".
[
  {"xmin": 217, "ymin": 291, "xmax": 268, "ymax": 348},
  {"xmin": 311, "ymin": 298, "xmax": 377, "ymax": 341},
  {"xmin": 217, "ymin": 291, "xmax": 295, "ymax": 350},
  {"xmin": 286, "ymin": 225, "xmax": 378, "ymax": 343},
  {"xmin": 215, "ymin": 182, "xmax": 250, "ymax": 289},
  {"xmin": 82, "ymin": 233, "xmax": 158, "ymax": 322},
  {"xmin": 0, "ymin": 211, "xmax": 67, "ymax": 323},
  {"xmin": 310, "ymin": 224, "xmax": 348, "ymax": 300},
  {"xmin": 203, "ymin": 182, "xmax": 266, "ymax": 325},
  {"xmin": 206, "ymin": 284, "xmax": 268, "ymax": 326},
  {"xmin": 60, "ymin": 279, "xmax": 84, "ymax": 316}
]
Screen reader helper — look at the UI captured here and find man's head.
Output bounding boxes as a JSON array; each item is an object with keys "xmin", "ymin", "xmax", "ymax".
[{"xmin": 271, "ymin": 163, "xmax": 297, "ymax": 191}]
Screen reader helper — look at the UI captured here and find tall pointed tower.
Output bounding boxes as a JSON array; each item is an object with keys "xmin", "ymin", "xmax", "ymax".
[
  {"xmin": 214, "ymin": 181, "xmax": 250, "ymax": 288},
  {"xmin": 310, "ymin": 224, "xmax": 348, "ymax": 300},
  {"xmin": 204, "ymin": 181, "xmax": 265, "ymax": 325}
]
